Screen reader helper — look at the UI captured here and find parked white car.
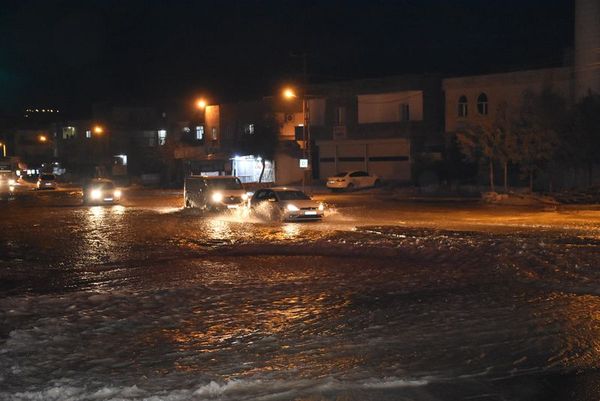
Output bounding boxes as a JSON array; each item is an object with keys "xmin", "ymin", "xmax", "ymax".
[{"xmin": 326, "ymin": 171, "xmax": 380, "ymax": 191}]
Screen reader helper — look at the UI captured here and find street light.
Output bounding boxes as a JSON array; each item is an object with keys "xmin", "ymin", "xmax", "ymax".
[
  {"xmin": 195, "ymin": 98, "xmax": 207, "ymax": 110},
  {"xmin": 283, "ymin": 88, "xmax": 297, "ymax": 100},
  {"xmin": 38, "ymin": 134, "xmax": 48, "ymax": 143},
  {"xmin": 283, "ymin": 86, "xmax": 311, "ymax": 191},
  {"xmin": 93, "ymin": 125, "xmax": 104, "ymax": 135}
]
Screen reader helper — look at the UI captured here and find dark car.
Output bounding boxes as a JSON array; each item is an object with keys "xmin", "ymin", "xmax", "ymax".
[
  {"xmin": 37, "ymin": 173, "xmax": 57, "ymax": 190},
  {"xmin": 184, "ymin": 175, "xmax": 248, "ymax": 210}
]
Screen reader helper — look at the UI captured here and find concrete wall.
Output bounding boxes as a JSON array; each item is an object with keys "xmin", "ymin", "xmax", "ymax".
[
  {"xmin": 443, "ymin": 67, "xmax": 573, "ymax": 133},
  {"xmin": 575, "ymin": 0, "xmax": 600, "ymax": 99},
  {"xmin": 274, "ymin": 152, "xmax": 304, "ymax": 185},
  {"xmin": 358, "ymin": 91, "xmax": 423, "ymax": 123},
  {"xmin": 317, "ymin": 138, "xmax": 411, "ymax": 181}
]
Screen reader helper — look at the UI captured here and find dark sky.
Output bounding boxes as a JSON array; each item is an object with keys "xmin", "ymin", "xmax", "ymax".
[{"xmin": 0, "ymin": 0, "xmax": 573, "ymax": 117}]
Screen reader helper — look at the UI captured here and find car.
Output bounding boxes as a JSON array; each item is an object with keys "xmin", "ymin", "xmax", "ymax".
[
  {"xmin": 184, "ymin": 175, "xmax": 249, "ymax": 210},
  {"xmin": 36, "ymin": 173, "xmax": 57, "ymax": 190},
  {"xmin": 250, "ymin": 187, "xmax": 324, "ymax": 221},
  {"xmin": 83, "ymin": 179, "xmax": 122, "ymax": 204},
  {"xmin": 326, "ymin": 170, "xmax": 380, "ymax": 191}
]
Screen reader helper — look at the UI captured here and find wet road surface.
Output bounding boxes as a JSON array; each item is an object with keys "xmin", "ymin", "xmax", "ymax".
[{"xmin": 1, "ymin": 187, "xmax": 600, "ymax": 400}]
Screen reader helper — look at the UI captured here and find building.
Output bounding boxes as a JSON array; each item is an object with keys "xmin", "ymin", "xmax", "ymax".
[
  {"xmin": 443, "ymin": 67, "xmax": 573, "ymax": 135},
  {"xmin": 307, "ymin": 75, "xmax": 444, "ymax": 182}
]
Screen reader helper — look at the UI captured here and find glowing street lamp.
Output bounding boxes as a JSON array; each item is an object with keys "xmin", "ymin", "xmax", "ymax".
[
  {"xmin": 195, "ymin": 98, "xmax": 207, "ymax": 110},
  {"xmin": 283, "ymin": 88, "xmax": 297, "ymax": 99},
  {"xmin": 283, "ymin": 85, "xmax": 312, "ymax": 190},
  {"xmin": 38, "ymin": 134, "xmax": 48, "ymax": 143},
  {"xmin": 93, "ymin": 125, "xmax": 104, "ymax": 135}
]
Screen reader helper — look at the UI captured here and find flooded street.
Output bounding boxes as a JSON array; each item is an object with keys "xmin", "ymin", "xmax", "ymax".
[{"xmin": 2, "ymin": 188, "xmax": 600, "ymax": 400}]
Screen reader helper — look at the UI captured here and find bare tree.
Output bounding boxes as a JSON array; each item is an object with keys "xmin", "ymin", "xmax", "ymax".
[
  {"xmin": 512, "ymin": 90, "xmax": 564, "ymax": 192},
  {"xmin": 572, "ymin": 92, "xmax": 600, "ymax": 187}
]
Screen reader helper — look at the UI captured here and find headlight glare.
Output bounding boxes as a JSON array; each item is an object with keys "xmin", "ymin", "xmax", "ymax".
[
  {"xmin": 114, "ymin": 189, "xmax": 122, "ymax": 198},
  {"xmin": 241, "ymin": 193, "xmax": 249, "ymax": 201},
  {"xmin": 8, "ymin": 179, "xmax": 16, "ymax": 185},
  {"xmin": 90, "ymin": 189, "xmax": 102, "ymax": 199},
  {"xmin": 211, "ymin": 192, "xmax": 223, "ymax": 202},
  {"xmin": 318, "ymin": 203, "xmax": 324, "ymax": 211},
  {"xmin": 287, "ymin": 204, "xmax": 300, "ymax": 212}
]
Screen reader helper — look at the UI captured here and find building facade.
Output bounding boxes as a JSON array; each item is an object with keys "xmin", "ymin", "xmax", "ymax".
[{"xmin": 308, "ymin": 75, "xmax": 444, "ymax": 182}]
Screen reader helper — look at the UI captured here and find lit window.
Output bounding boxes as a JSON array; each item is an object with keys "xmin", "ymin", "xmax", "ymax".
[
  {"xmin": 400, "ymin": 104, "xmax": 410, "ymax": 121},
  {"xmin": 62, "ymin": 126, "xmax": 76, "ymax": 139},
  {"xmin": 158, "ymin": 129, "xmax": 167, "ymax": 146},
  {"xmin": 195, "ymin": 126, "xmax": 204, "ymax": 140},
  {"xmin": 85, "ymin": 130, "xmax": 92, "ymax": 139},
  {"xmin": 458, "ymin": 95, "xmax": 468, "ymax": 117},
  {"xmin": 245, "ymin": 123, "xmax": 255, "ymax": 135},
  {"xmin": 212, "ymin": 127, "xmax": 218, "ymax": 140},
  {"xmin": 477, "ymin": 93, "xmax": 488, "ymax": 115}
]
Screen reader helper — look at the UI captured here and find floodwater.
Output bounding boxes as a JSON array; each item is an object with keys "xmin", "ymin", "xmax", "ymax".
[{"xmin": 1, "ymin": 188, "xmax": 600, "ymax": 400}]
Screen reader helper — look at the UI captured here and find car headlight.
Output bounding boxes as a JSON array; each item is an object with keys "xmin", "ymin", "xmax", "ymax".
[
  {"xmin": 318, "ymin": 203, "xmax": 324, "ymax": 211},
  {"xmin": 287, "ymin": 204, "xmax": 300, "ymax": 212},
  {"xmin": 241, "ymin": 193, "xmax": 249, "ymax": 201},
  {"xmin": 90, "ymin": 189, "xmax": 102, "ymax": 199},
  {"xmin": 114, "ymin": 189, "xmax": 122, "ymax": 198},
  {"xmin": 8, "ymin": 179, "xmax": 16, "ymax": 185},
  {"xmin": 211, "ymin": 192, "xmax": 223, "ymax": 202}
]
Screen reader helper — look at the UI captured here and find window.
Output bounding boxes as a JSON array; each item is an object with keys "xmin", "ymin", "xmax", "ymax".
[
  {"xmin": 335, "ymin": 106, "xmax": 345, "ymax": 126},
  {"xmin": 157, "ymin": 129, "xmax": 167, "ymax": 146},
  {"xmin": 211, "ymin": 127, "xmax": 218, "ymax": 140},
  {"xmin": 477, "ymin": 93, "xmax": 488, "ymax": 115},
  {"xmin": 400, "ymin": 104, "xmax": 410, "ymax": 121},
  {"xmin": 62, "ymin": 126, "xmax": 76, "ymax": 139},
  {"xmin": 245, "ymin": 123, "xmax": 255, "ymax": 135},
  {"xmin": 195, "ymin": 125, "xmax": 204, "ymax": 140},
  {"xmin": 85, "ymin": 130, "xmax": 92, "ymax": 139},
  {"xmin": 458, "ymin": 95, "xmax": 468, "ymax": 117}
]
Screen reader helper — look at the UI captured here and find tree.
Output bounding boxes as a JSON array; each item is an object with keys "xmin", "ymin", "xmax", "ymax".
[
  {"xmin": 512, "ymin": 89, "xmax": 565, "ymax": 192},
  {"xmin": 456, "ymin": 120, "xmax": 504, "ymax": 192},
  {"xmin": 237, "ymin": 114, "xmax": 281, "ymax": 183},
  {"xmin": 492, "ymin": 101, "xmax": 519, "ymax": 192},
  {"xmin": 572, "ymin": 92, "xmax": 600, "ymax": 187}
]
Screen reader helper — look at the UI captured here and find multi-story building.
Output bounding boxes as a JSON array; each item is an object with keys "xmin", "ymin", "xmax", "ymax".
[
  {"xmin": 307, "ymin": 75, "xmax": 444, "ymax": 182},
  {"xmin": 443, "ymin": 67, "xmax": 573, "ymax": 135}
]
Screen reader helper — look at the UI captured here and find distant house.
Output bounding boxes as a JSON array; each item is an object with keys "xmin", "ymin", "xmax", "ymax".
[
  {"xmin": 443, "ymin": 67, "xmax": 573, "ymax": 135},
  {"xmin": 307, "ymin": 75, "xmax": 445, "ymax": 183}
]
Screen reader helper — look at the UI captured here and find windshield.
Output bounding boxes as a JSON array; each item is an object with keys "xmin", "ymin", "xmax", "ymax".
[
  {"xmin": 207, "ymin": 178, "xmax": 243, "ymax": 190},
  {"xmin": 334, "ymin": 172, "xmax": 348, "ymax": 177},
  {"xmin": 100, "ymin": 183, "xmax": 115, "ymax": 190},
  {"xmin": 40, "ymin": 174, "xmax": 55, "ymax": 180},
  {"xmin": 276, "ymin": 190, "xmax": 311, "ymax": 201}
]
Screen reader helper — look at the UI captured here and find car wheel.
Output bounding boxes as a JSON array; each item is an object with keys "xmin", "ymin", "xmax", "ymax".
[{"xmin": 347, "ymin": 183, "xmax": 355, "ymax": 192}]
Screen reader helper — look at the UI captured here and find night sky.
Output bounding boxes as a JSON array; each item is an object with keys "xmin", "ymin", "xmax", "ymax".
[{"xmin": 0, "ymin": 0, "xmax": 573, "ymax": 117}]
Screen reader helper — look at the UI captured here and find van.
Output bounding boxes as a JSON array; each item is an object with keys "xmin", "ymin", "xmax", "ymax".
[{"xmin": 184, "ymin": 175, "xmax": 248, "ymax": 210}]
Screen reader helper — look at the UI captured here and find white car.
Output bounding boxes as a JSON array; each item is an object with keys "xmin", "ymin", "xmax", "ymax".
[
  {"xmin": 326, "ymin": 171, "xmax": 380, "ymax": 191},
  {"xmin": 83, "ymin": 179, "xmax": 122, "ymax": 205},
  {"xmin": 250, "ymin": 187, "xmax": 324, "ymax": 221}
]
